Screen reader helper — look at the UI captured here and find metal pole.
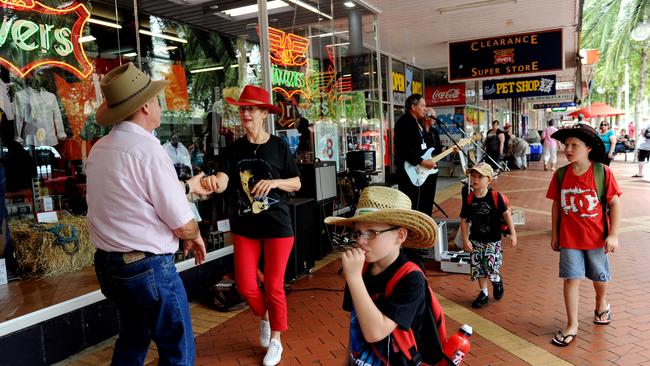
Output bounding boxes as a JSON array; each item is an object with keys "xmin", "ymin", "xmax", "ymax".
[
  {"xmin": 258, "ymin": 0, "xmax": 273, "ymax": 133},
  {"xmin": 133, "ymin": 0, "xmax": 142, "ymax": 69}
]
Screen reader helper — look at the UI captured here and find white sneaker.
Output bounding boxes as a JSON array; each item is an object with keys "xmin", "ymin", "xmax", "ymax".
[
  {"xmin": 259, "ymin": 320, "xmax": 271, "ymax": 348},
  {"xmin": 262, "ymin": 338, "xmax": 283, "ymax": 366}
]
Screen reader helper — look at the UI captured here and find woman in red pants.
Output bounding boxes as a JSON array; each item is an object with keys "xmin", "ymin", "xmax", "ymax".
[{"xmin": 212, "ymin": 85, "xmax": 300, "ymax": 366}]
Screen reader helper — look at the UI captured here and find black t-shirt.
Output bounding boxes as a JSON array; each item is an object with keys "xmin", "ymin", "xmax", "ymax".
[
  {"xmin": 460, "ymin": 187, "xmax": 508, "ymax": 242},
  {"xmin": 219, "ymin": 135, "xmax": 300, "ymax": 238},
  {"xmin": 342, "ymin": 252, "xmax": 427, "ymax": 366},
  {"xmin": 485, "ymin": 129, "xmax": 504, "ymax": 156}
]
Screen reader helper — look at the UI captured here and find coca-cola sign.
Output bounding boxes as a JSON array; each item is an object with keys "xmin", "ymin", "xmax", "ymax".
[{"xmin": 426, "ymin": 84, "xmax": 466, "ymax": 106}]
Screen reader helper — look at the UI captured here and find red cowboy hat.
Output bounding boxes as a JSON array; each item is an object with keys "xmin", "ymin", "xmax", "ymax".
[{"xmin": 225, "ymin": 85, "xmax": 281, "ymax": 114}]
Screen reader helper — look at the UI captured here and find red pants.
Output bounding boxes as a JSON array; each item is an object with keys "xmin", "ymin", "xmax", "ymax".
[{"xmin": 233, "ymin": 234, "xmax": 294, "ymax": 331}]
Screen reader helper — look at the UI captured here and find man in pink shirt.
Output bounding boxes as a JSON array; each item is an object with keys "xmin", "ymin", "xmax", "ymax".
[{"xmin": 86, "ymin": 63, "xmax": 217, "ymax": 365}]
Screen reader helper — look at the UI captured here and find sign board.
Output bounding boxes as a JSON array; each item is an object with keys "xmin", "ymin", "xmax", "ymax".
[
  {"xmin": 483, "ymin": 75, "xmax": 556, "ymax": 100},
  {"xmin": 314, "ymin": 122, "xmax": 339, "ymax": 170},
  {"xmin": 448, "ymin": 29, "xmax": 563, "ymax": 82},
  {"xmin": 426, "ymin": 84, "xmax": 466, "ymax": 106},
  {"xmin": 533, "ymin": 102, "xmax": 577, "ymax": 109},
  {"xmin": 0, "ymin": 1, "xmax": 93, "ymax": 79}
]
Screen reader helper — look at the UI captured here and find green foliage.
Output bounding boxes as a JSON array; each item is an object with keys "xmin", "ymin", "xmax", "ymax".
[{"xmin": 583, "ymin": 0, "xmax": 649, "ymax": 104}]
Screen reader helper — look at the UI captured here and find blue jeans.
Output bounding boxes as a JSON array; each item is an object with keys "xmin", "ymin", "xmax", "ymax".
[{"xmin": 94, "ymin": 250, "xmax": 194, "ymax": 365}]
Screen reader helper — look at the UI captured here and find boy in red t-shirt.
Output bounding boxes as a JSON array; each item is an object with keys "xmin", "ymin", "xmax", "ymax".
[{"xmin": 546, "ymin": 123, "xmax": 622, "ymax": 347}]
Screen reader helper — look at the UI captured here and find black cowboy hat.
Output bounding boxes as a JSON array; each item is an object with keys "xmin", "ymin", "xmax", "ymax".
[{"xmin": 551, "ymin": 122, "xmax": 607, "ymax": 164}]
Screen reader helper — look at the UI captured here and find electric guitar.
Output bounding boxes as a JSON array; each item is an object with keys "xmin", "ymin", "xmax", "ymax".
[{"xmin": 404, "ymin": 136, "xmax": 479, "ymax": 186}]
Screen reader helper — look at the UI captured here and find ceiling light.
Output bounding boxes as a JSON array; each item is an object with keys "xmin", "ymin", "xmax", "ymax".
[
  {"xmin": 285, "ymin": 0, "xmax": 332, "ymax": 20},
  {"xmin": 190, "ymin": 66, "xmax": 224, "ymax": 74},
  {"xmin": 438, "ymin": 0, "xmax": 517, "ymax": 14},
  {"xmin": 78, "ymin": 35, "xmax": 96, "ymax": 43},
  {"xmin": 308, "ymin": 30, "xmax": 348, "ymax": 38},
  {"xmin": 87, "ymin": 18, "xmax": 122, "ymax": 29},
  {"xmin": 123, "ymin": 52, "xmax": 137, "ymax": 57},
  {"xmin": 154, "ymin": 46, "xmax": 178, "ymax": 53},
  {"xmin": 344, "ymin": 1, "xmax": 355, "ymax": 7},
  {"xmin": 327, "ymin": 42, "xmax": 350, "ymax": 47},
  {"xmin": 139, "ymin": 29, "xmax": 187, "ymax": 44},
  {"xmin": 222, "ymin": 0, "xmax": 289, "ymax": 17},
  {"xmin": 231, "ymin": 65, "xmax": 239, "ymax": 68}
]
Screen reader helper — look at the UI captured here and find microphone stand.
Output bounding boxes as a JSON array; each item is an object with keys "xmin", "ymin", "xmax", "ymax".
[{"xmin": 437, "ymin": 118, "xmax": 502, "ymax": 172}]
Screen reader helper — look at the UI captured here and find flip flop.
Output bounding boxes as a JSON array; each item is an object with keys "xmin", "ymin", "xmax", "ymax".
[
  {"xmin": 594, "ymin": 304, "xmax": 612, "ymax": 325},
  {"xmin": 633, "ymin": 174, "xmax": 642, "ymax": 178},
  {"xmin": 551, "ymin": 331, "xmax": 576, "ymax": 347}
]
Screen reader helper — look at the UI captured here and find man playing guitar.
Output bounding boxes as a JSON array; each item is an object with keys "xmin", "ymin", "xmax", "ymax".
[{"xmin": 394, "ymin": 95, "xmax": 443, "ymax": 216}]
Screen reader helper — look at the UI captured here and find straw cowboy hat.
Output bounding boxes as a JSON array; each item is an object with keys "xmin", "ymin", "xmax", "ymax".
[
  {"xmin": 551, "ymin": 122, "xmax": 607, "ymax": 164},
  {"xmin": 225, "ymin": 85, "xmax": 281, "ymax": 114},
  {"xmin": 324, "ymin": 186, "xmax": 438, "ymax": 249},
  {"xmin": 95, "ymin": 62, "xmax": 170, "ymax": 126}
]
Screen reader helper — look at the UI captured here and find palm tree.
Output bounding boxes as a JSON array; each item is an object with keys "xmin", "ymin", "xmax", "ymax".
[{"xmin": 582, "ymin": 0, "xmax": 648, "ymax": 136}]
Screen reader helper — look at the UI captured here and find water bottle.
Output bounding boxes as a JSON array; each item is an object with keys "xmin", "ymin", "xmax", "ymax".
[{"xmin": 443, "ymin": 324, "xmax": 472, "ymax": 366}]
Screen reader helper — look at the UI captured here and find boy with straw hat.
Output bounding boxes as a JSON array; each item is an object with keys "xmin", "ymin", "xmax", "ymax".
[{"xmin": 325, "ymin": 186, "xmax": 446, "ymax": 365}]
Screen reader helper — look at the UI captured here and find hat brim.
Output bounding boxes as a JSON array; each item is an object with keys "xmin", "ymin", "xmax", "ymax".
[
  {"xmin": 551, "ymin": 128, "xmax": 607, "ymax": 164},
  {"xmin": 96, "ymin": 80, "xmax": 170, "ymax": 126},
  {"xmin": 225, "ymin": 97, "xmax": 281, "ymax": 114},
  {"xmin": 324, "ymin": 209, "xmax": 438, "ymax": 249}
]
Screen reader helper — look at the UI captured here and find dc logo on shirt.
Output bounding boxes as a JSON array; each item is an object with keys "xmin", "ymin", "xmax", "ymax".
[{"xmin": 560, "ymin": 186, "xmax": 600, "ymax": 218}]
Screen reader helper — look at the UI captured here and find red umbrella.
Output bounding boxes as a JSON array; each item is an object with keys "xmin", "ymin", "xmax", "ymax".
[{"xmin": 568, "ymin": 102, "xmax": 625, "ymax": 119}]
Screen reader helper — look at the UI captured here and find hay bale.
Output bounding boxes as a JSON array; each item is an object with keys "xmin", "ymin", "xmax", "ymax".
[{"xmin": 9, "ymin": 214, "xmax": 94, "ymax": 278}]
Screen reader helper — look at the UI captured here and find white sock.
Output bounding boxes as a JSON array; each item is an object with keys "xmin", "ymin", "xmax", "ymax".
[
  {"xmin": 481, "ymin": 288, "xmax": 488, "ymax": 296},
  {"xmin": 493, "ymin": 275, "xmax": 501, "ymax": 282}
]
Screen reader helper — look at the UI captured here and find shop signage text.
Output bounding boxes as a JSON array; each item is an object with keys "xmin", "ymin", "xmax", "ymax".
[
  {"xmin": 426, "ymin": 84, "xmax": 466, "ymax": 106},
  {"xmin": 271, "ymin": 64, "xmax": 305, "ymax": 91},
  {"xmin": 448, "ymin": 29, "xmax": 563, "ymax": 82},
  {"xmin": 392, "ymin": 71, "xmax": 405, "ymax": 92},
  {"xmin": 412, "ymin": 80, "xmax": 422, "ymax": 95},
  {"xmin": 482, "ymin": 75, "xmax": 556, "ymax": 100},
  {"xmin": 533, "ymin": 101, "xmax": 576, "ymax": 109},
  {"xmin": 0, "ymin": 0, "xmax": 92, "ymax": 79}
]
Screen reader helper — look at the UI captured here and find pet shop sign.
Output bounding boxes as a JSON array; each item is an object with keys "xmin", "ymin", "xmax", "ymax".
[{"xmin": 0, "ymin": 0, "xmax": 93, "ymax": 79}]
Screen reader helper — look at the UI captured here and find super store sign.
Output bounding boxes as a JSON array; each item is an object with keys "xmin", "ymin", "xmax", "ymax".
[{"xmin": 0, "ymin": 0, "xmax": 92, "ymax": 79}]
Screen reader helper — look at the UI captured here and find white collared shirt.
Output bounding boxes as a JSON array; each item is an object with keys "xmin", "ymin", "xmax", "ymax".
[{"xmin": 86, "ymin": 121, "xmax": 193, "ymax": 254}]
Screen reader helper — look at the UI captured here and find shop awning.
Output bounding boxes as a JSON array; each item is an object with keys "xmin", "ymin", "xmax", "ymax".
[{"xmin": 568, "ymin": 102, "xmax": 625, "ymax": 118}]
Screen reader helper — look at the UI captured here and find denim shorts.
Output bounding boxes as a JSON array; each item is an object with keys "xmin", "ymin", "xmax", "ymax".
[{"xmin": 559, "ymin": 247, "xmax": 611, "ymax": 282}]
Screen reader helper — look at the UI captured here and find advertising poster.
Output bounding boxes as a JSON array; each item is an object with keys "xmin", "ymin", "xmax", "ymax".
[
  {"xmin": 314, "ymin": 122, "xmax": 339, "ymax": 170},
  {"xmin": 426, "ymin": 84, "xmax": 466, "ymax": 107}
]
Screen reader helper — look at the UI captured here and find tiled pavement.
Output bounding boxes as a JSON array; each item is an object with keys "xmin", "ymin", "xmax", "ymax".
[{"xmin": 60, "ymin": 157, "xmax": 650, "ymax": 365}]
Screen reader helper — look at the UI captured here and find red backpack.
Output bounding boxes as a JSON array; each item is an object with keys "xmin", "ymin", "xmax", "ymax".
[
  {"xmin": 466, "ymin": 189, "xmax": 511, "ymax": 235},
  {"xmin": 382, "ymin": 261, "xmax": 453, "ymax": 366}
]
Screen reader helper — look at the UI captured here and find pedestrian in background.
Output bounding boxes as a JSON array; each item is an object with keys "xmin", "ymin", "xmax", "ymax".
[
  {"xmin": 598, "ymin": 120, "xmax": 616, "ymax": 165},
  {"xmin": 542, "ymin": 119, "xmax": 559, "ymax": 171},
  {"xmin": 546, "ymin": 123, "xmax": 622, "ymax": 347}
]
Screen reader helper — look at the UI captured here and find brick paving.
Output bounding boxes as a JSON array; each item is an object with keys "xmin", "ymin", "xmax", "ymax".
[{"xmin": 61, "ymin": 157, "xmax": 650, "ymax": 365}]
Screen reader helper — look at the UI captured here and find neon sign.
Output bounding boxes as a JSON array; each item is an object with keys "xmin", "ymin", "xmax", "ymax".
[
  {"xmin": 267, "ymin": 27, "xmax": 310, "ymax": 67},
  {"xmin": 0, "ymin": 0, "xmax": 93, "ymax": 79}
]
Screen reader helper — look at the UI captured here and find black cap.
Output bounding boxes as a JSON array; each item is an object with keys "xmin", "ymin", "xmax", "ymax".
[{"xmin": 551, "ymin": 122, "xmax": 606, "ymax": 164}]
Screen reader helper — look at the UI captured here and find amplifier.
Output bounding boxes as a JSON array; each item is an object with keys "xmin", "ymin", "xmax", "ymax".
[
  {"xmin": 346, "ymin": 150, "xmax": 376, "ymax": 172},
  {"xmin": 285, "ymin": 198, "xmax": 316, "ymax": 282},
  {"xmin": 296, "ymin": 160, "xmax": 337, "ymax": 202}
]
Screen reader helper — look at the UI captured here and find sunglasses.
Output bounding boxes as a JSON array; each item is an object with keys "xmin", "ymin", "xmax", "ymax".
[{"xmin": 600, "ymin": 123, "xmax": 609, "ymax": 126}]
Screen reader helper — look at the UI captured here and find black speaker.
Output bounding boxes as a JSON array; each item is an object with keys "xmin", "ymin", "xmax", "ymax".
[
  {"xmin": 313, "ymin": 199, "xmax": 335, "ymax": 260},
  {"xmin": 285, "ymin": 198, "xmax": 316, "ymax": 282}
]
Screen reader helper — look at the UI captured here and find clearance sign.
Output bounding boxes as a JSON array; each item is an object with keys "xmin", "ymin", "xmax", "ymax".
[
  {"xmin": 448, "ymin": 29, "xmax": 563, "ymax": 82},
  {"xmin": 0, "ymin": 0, "xmax": 93, "ymax": 79},
  {"xmin": 482, "ymin": 75, "xmax": 556, "ymax": 100}
]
